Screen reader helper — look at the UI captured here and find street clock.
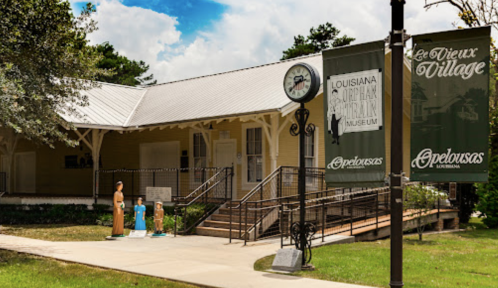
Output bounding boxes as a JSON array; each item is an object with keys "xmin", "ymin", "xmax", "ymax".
[{"xmin": 283, "ymin": 62, "xmax": 321, "ymax": 103}]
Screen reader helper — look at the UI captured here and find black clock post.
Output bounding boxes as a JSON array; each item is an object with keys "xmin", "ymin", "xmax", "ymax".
[{"xmin": 283, "ymin": 63, "xmax": 320, "ymax": 269}]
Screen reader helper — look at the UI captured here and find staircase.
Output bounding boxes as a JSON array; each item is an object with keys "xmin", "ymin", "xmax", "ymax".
[
  {"xmin": 195, "ymin": 166, "xmax": 327, "ymax": 241},
  {"xmin": 196, "ymin": 202, "xmax": 256, "ymax": 238}
]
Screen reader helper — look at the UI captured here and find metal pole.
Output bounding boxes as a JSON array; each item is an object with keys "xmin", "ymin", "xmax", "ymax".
[
  {"xmin": 132, "ymin": 171, "xmax": 135, "ymax": 206},
  {"xmin": 390, "ymin": 1, "xmax": 405, "ymax": 287},
  {"xmin": 229, "ymin": 199, "xmax": 233, "ymax": 243},
  {"xmin": 298, "ymin": 103, "xmax": 307, "ymax": 266},
  {"xmin": 322, "ymin": 200, "xmax": 325, "ymax": 242},
  {"xmin": 280, "ymin": 202, "xmax": 284, "ymax": 248}
]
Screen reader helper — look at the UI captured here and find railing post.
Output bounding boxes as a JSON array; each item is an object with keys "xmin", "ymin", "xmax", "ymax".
[
  {"xmin": 279, "ymin": 167, "xmax": 283, "ymax": 199},
  {"xmin": 280, "ymin": 202, "xmax": 284, "ymax": 248},
  {"xmin": 112, "ymin": 171, "xmax": 115, "ymax": 195},
  {"xmin": 153, "ymin": 171, "xmax": 156, "ymax": 187},
  {"xmin": 244, "ymin": 202, "xmax": 249, "ymax": 245},
  {"xmin": 350, "ymin": 193, "xmax": 354, "ymax": 236},
  {"xmin": 239, "ymin": 202, "xmax": 242, "ymax": 239},
  {"xmin": 322, "ymin": 200, "xmax": 325, "ymax": 242},
  {"xmin": 376, "ymin": 189, "xmax": 379, "ymax": 232},
  {"xmin": 230, "ymin": 165, "xmax": 234, "ymax": 200},
  {"xmin": 131, "ymin": 171, "xmax": 135, "ymax": 206},
  {"xmin": 224, "ymin": 168, "xmax": 228, "ymax": 201},
  {"xmin": 290, "ymin": 205, "xmax": 294, "ymax": 246},
  {"xmin": 229, "ymin": 199, "xmax": 233, "ymax": 243}
]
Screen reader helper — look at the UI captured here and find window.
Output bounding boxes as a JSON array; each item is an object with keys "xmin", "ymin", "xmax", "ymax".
[
  {"xmin": 193, "ymin": 133, "xmax": 207, "ymax": 182},
  {"xmin": 304, "ymin": 132, "xmax": 315, "ymax": 168},
  {"xmin": 246, "ymin": 127, "xmax": 263, "ymax": 183},
  {"xmin": 304, "ymin": 132, "xmax": 317, "ymax": 186}
]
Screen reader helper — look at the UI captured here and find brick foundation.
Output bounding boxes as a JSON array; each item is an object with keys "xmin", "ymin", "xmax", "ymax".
[
  {"xmin": 433, "ymin": 219, "xmax": 444, "ymax": 232},
  {"xmin": 445, "ymin": 217, "xmax": 459, "ymax": 230}
]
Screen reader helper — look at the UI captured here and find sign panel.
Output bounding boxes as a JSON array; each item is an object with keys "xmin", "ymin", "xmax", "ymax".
[
  {"xmin": 411, "ymin": 27, "xmax": 490, "ymax": 182},
  {"xmin": 128, "ymin": 230, "xmax": 147, "ymax": 239},
  {"xmin": 146, "ymin": 187, "xmax": 172, "ymax": 203},
  {"xmin": 323, "ymin": 41, "xmax": 386, "ymax": 187}
]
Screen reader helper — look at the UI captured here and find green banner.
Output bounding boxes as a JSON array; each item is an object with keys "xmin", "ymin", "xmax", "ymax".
[
  {"xmin": 322, "ymin": 41, "xmax": 385, "ymax": 188},
  {"xmin": 411, "ymin": 27, "xmax": 490, "ymax": 182}
]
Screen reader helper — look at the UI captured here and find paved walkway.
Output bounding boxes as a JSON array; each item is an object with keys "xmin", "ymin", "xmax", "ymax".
[{"xmin": 0, "ymin": 234, "xmax": 374, "ymax": 288}]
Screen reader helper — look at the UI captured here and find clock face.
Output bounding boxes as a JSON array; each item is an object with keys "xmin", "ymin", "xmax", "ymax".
[{"xmin": 283, "ymin": 63, "xmax": 320, "ymax": 103}]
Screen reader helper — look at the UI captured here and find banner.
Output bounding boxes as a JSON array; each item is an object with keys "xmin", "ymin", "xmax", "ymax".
[
  {"xmin": 411, "ymin": 27, "xmax": 490, "ymax": 182},
  {"xmin": 323, "ymin": 41, "xmax": 385, "ymax": 187}
]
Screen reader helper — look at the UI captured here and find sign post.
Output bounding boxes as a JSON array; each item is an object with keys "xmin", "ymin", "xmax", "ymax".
[{"xmin": 389, "ymin": 1, "xmax": 405, "ymax": 287}]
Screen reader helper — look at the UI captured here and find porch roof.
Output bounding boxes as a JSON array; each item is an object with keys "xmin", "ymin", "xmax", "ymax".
[{"xmin": 65, "ymin": 53, "xmax": 323, "ymax": 130}]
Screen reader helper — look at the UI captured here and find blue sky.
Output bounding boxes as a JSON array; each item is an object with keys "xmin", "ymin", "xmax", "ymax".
[
  {"xmin": 69, "ymin": 0, "xmax": 462, "ymax": 83},
  {"xmin": 72, "ymin": 0, "xmax": 226, "ymax": 45}
]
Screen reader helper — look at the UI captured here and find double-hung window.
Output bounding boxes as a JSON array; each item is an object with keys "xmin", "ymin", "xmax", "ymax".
[
  {"xmin": 246, "ymin": 127, "xmax": 263, "ymax": 183},
  {"xmin": 193, "ymin": 133, "xmax": 207, "ymax": 182},
  {"xmin": 304, "ymin": 131, "xmax": 317, "ymax": 187}
]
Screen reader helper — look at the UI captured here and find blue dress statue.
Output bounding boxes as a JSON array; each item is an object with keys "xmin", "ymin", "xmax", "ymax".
[{"xmin": 134, "ymin": 198, "xmax": 146, "ymax": 231}]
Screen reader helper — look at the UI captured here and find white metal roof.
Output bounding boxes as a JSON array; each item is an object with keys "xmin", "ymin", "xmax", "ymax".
[
  {"xmin": 126, "ymin": 54, "xmax": 323, "ymax": 127},
  {"xmin": 65, "ymin": 53, "xmax": 323, "ymax": 129},
  {"xmin": 62, "ymin": 82, "xmax": 146, "ymax": 128}
]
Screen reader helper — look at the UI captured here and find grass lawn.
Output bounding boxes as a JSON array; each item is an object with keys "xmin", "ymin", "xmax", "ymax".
[
  {"xmin": 0, "ymin": 249, "xmax": 196, "ymax": 288},
  {"xmin": 0, "ymin": 224, "xmax": 132, "ymax": 241},
  {"xmin": 255, "ymin": 218, "xmax": 498, "ymax": 288}
]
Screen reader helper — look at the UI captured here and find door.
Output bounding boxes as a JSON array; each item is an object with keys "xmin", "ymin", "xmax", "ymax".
[
  {"xmin": 14, "ymin": 152, "xmax": 36, "ymax": 193},
  {"xmin": 215, "ymin": 140, "xmax": 237, "ymax": 199},
  {"xmin": 139, "ymin": 142, "xmax": 180, "ymax": 195}
]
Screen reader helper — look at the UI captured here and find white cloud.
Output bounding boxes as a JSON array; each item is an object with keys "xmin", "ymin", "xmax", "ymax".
[
  {"xmin": 86, "ymin": 0, "xmax": 181, "ymax": 81},
  {"xmin": 86, "ymin": 0, "xmax": 464, "ymax": 83}
]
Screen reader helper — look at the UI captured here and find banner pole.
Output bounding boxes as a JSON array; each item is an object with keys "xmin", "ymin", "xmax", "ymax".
[{"xmin": 390, "ymin": 1, "xmax": 405, "ymax": 288}]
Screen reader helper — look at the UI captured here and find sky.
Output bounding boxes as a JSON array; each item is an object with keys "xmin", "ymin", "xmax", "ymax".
[{"xmin": 69, "ymin": 0, "xmax": 464, "ymax": 84}]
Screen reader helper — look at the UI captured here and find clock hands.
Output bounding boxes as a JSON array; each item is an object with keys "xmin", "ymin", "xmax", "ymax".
[{"xmin": 289, "ymin": 78, "xmax": 308, "ymax": 92}]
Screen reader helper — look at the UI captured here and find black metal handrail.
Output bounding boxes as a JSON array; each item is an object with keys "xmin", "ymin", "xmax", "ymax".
[{"xmin": 174, "ymin": 167, "xmax": 233, "ymax": 236}]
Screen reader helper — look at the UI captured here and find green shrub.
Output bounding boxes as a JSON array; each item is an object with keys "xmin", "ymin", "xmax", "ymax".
[
  {"xmin": 96, "ymin": 214, "xmax": 113, "ymax": 226},
  {"xmin": 0, "ymin": 204, "xmax": 110, "ymax": 225},
  {"xmin": 476, "ymin": 156, "xmax": 498, "ymax": 228}
]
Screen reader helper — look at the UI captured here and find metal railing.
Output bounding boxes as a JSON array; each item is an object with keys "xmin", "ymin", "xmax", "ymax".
[
  {"xmin": 96, "ymin": 167, "xmax": 223, "ymax": 204},
  {"xmin": 174, "ymin": 167, "xmax": 233, "ymax": 235},
  {"xmin": 278, "ymin": 185, "xmax": 455, "ymax": 247},
  {"xmin": 228, "ymin": 166, "xmax": 344, "ymax": 243}
]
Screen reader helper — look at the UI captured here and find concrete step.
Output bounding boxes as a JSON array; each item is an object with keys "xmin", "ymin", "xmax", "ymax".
[
  {"xmin": 204, "ymin": 220, "xmax": 251, "ymax": 229},
  {"xmin": 196, "ymin": 226, "xmax": 245, "ymax": 239},
  {"xmin": 218, "ymin": 208, "xmax": 264, "ymax": 216},
  {"xmin": 211, "ymin": 214, "xmax": 257, "ymax": 224}
]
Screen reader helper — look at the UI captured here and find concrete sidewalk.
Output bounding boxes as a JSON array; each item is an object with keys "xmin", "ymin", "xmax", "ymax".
[{"xmin": 0, "ymin": 234, "xmax": 374, "ymax": 288}]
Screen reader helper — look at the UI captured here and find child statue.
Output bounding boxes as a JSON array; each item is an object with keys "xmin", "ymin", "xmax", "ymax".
[
  {"xmin": 111, "ymin": 181, "xmax": 125, "ymax": 237},
  {"xmin": 134, "ymin": 197, "xmax": 146, "ymax": 231},
  {"xmin": 153, "ymin": 201, "xmax": 165, "ymax": 236}
]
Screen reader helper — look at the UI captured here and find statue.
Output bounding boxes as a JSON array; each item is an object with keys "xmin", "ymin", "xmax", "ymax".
[
  {"xmin": 153, "ymin": 201, "xmax": 165, "ymax": 236},
  {"xmin": 134, "ymin": 197, "xmax": 146, "ymax": 231},
  {"xmin": 111, "ymin": 181, "xmax": 125, "ymax": 237}
]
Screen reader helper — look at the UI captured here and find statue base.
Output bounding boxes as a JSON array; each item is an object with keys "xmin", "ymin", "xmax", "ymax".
[
  {"xmin": 151, "ymin": 233, "xmax": 166, "ymax": 237},
  {"xmin": 106, "ymin": 235, "xmax": 127, "ymax": 241}
]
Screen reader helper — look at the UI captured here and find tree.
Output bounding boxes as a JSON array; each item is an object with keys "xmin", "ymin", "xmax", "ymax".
[
  {"xmin": 95, "ymin": 42, "xmax": 157, "ymax": 87},
  {"xmin": 404, "ymin": 184, "xmax": 448, "ymax": 240},
  {"xmin": 0, "ymin": 0, "xmax": 108, "ymax": 148},
  {"xmin": 281, "ymin": 22, "xmax": 355, "ymax": 60}
]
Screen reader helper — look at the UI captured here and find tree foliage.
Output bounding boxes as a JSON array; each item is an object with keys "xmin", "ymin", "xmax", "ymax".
[
  {"xmin": 281, "ymin": 22, "xmax": 355, "ymax": 60},
  {"xmin": 0, "ymin": 0, "xmax": 108, "ymax": 148},
  {"xmin": 404, "ymin": 184, "xmax": 448, "ymax": 240},
  {"xmin": 95, "ymin": 42, "xmax": 157, "ymax": 87},
  {"xmin": 476, "ymin": 156, "xmax": 498, "ymax": 227}
]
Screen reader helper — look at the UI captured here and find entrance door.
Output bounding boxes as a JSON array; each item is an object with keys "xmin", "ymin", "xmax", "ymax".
[
  {"xmin": 14, "ymin": 152, "xmax": 36, "ymax": 193},
  {"xmin": 215, "ymin": 140, "xmax": 237, "ymax": 199},
  {"xmin": 139, "ymin": 142, "xmax": 180, "ymax": 194}
]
